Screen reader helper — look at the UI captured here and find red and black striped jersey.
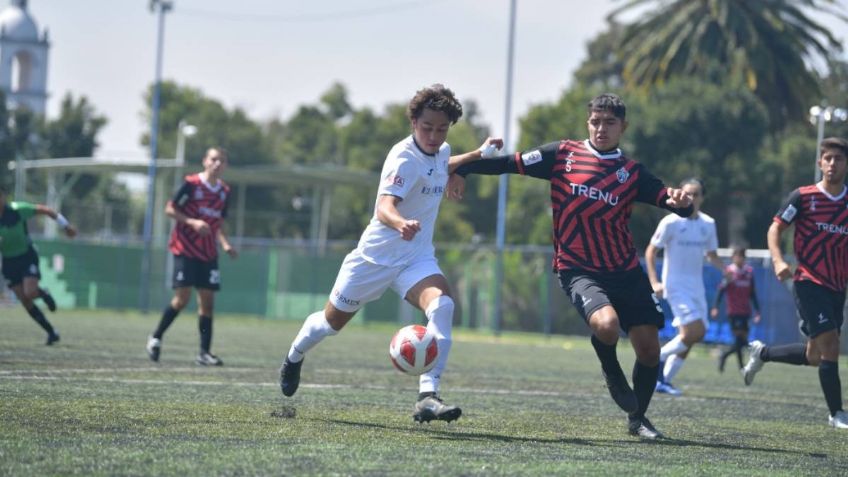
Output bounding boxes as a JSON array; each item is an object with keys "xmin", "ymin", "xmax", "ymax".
[
  {"xmin": 456, "ymin": 139, "xmax": 690, "ymax": 272},
  {"xmin": 774, "ymin": 184, "xmax": 848, "ymax": 292},
  {"xmin": 716, "ymin": 264, "xmax": 758, "ymax": 316},
  {"xmin": 168, "ymin": 174, "xmax": 230, "ymax": 261}
]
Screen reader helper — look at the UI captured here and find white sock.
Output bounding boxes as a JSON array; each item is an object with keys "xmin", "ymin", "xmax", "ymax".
[
  {"xmin": 419, "ymin": 296, "xmax": 455, "ymax": 394},
  {"xmin": 663, "ymin": 354, "xmax": 685, "ymax": 383},
  {"xmin": 660, "ymin": 335, "xmax": 687, "ymax": 361},
  {"xmin": 286, "ymin": 310, "xmax": 338, "ymax": 363}
]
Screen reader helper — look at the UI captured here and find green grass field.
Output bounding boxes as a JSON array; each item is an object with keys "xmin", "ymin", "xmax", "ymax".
[{"xmin": 1, "ymin": 307, "xmax": 847, "ymax": 476}]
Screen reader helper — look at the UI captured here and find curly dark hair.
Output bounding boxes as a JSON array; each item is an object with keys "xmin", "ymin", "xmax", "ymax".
[
  {"xmin": 587, "ymin": 93, "xmax": 626, "ymax": 120},
  {"xmin": 407, "ymin": 84, "xmax": 463, "ymax": 124}
]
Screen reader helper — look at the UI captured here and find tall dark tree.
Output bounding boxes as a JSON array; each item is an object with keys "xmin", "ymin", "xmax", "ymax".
[{"xmin": 609, "ymin": 0, "xmax": 847, "ymax": 129}]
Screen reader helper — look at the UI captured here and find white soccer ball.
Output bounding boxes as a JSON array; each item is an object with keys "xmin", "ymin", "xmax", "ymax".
[{"xmin": 389, "ymin": 324, "xmax": 439, "ymax": 375}]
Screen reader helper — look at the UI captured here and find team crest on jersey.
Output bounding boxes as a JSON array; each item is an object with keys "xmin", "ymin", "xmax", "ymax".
[
  {"xmin": 194, "ymin": 188, "xmax": 204, "ymax": 200},
  {"xmin": 811, "ymin": 197, "xmax": 817, "ymax": 211},
  {"xmin": 219, "ymin": 191, "xmax": 226, "ymax": 201},
  {"xmin": 615, "ymin": 167, "xmax": 629, "ymax": 183},
  {"xmin": 521, "ymin": 150, "xmax": 543, "ymax": 166}
]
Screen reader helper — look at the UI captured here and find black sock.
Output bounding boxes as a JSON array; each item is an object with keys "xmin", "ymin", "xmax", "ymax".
[
  {"xmin": 418, "ymin": 391, "xmax": 436, "ymax": 401},
  {"xmin": 591, "ymin": 334, "xmax": 625, "ymax": 378},
  {"xmin": 153, "ymin": 306, "xmax": 180, "ymax": 339},
  {"xmin": 734, "ymin": 336, "xmax": 746, "ymax": 369},
  {"xmin": 819, "ymin": 360, "xmax": 843, "ymax": 417},
  {"xmin": 199, "ymin": 315, "xmax": 213, "ymax": 353},
  {"xmin": 631, "ymin": 361, "xmax": 659, "ymax": 419},
  {"xmin": 762, "ymin": 343, "xmax": 808, "ymax": 365},
  {"xmin": 26, "ymin": 305, "xmax": 54, "ymax": 335}
]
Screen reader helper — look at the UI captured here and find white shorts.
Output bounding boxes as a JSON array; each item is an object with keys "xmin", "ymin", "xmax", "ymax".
[
  {"xmin": 667, "ymin": 291, "xmax": 709, "ymax": 328},
  {"xmin": 328, "ymin": 249, "xmax": 443, "ymax": 313}
]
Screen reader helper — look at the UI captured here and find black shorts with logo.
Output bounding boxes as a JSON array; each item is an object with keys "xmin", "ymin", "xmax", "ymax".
[
  {"xmin": 172, "ymin": 255, "xmax": 220, "ymax": 291},
  {"xmin": 728, "ymin": 314, "xmax": 751, "ymax": 332},
  {"xmin": 794, "ymin": 280, "xmax": 844, "ymax": 338},
  {"xmin": 557, "ymin": 267, "xmax": 665, "ymax": 333},
  {"xmin": 1, "ymin": 246, "xmax": 41, "ymax": 287}
]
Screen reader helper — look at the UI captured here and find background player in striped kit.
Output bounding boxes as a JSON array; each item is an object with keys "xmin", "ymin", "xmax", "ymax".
[
  {"xmin": 711, "ymin": 246, "xmax": 761, "ymax": 373},
  {"xmin": 146, "ymin": 147, "xmax": 238, "ymax": 366},
  {"xmin": 450, "ymin": 93, "xmax": 693, "ymax": 439},
  {"xmin": 743, "ymin": 137, "xmax": 848, "ymax": 429}
]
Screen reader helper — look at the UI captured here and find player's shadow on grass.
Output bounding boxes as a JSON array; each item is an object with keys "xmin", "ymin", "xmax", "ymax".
[
  {"xmin": 322, "ymin": 418, "xmax": 614, "ymax": 448},
  {"xmin": 324, "ymin": 418, "xmax": 825, "ymax": 457}
]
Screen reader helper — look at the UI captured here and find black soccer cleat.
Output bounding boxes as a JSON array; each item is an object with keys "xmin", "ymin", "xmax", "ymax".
[
  {"xmin": 41, "ymin": 289, "xmax": 57, "ymax": 312},
  {"xmin": 413, "ymin": 394, "xmax": 462, "ymax": 423},
  {"xmin": 45, "ymin": 332, "xmax": 60, "ymax": 346},
  {"xmin": 602, "ymin": 369, "xmax": 639, "ymax": 414},
  {"xmin": 628, "ymin": 415, "xmax": 665, "ymax": 440},
  {"xmin": 280, "ymin": 357, "xmax": 303, "ymax": 397}
]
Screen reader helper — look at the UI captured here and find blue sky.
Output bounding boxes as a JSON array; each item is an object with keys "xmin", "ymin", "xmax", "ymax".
[{"xmin": 25, "ymin": 0, "xmax": 848, "ymax": 160}]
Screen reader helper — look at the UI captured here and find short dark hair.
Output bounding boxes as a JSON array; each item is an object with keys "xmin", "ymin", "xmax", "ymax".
[
  {"xmin": 206, "ymin": 147, "xmax": 229, "ymax": 161},
  {"xmin": 407, "ymin": 84, "xmax": 463, "ymax": 124},
  {"xmin": 731, "ymin": 245, "xmax": 747, "ymax": 258},
  {"xmin": 587, "ymin": 93, "xmax": 626, "ymax": 120},
  {"xmin": 680, "ymin": 177, "xmax": 706, "ymax": 196},
  {"xmin": 821, "ymin": 137, "xmax": 848, "ymax": 158}
]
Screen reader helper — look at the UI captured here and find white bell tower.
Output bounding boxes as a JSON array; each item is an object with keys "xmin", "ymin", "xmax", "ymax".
[{"xmin": 0, "ymin": 0, "xmax": 48, "ymax": 114}]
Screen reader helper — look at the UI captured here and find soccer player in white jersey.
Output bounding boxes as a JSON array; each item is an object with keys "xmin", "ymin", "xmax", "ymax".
[
  {"xmin": 645, "ymin": 178, "xmax": 726, "ymax": 395},
  {"xmin": 278, "ymin": 84, "xmax": 502, "ymax": 423}
]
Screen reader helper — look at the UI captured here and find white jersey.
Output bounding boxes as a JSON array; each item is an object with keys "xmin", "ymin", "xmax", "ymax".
[
  {"xmin": 650, "ymin": 211, "xmax": 719, "ymax": 297},
  {"xmin": 356, "ymin": 135, "xmax": 450, "ymax": 267}
]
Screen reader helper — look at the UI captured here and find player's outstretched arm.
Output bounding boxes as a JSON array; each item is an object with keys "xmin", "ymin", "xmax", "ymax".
[
  {"xmin": 447, "ymin": 137, "xmax": 504, "ymax": 174},
  {"xmin": 767, "ymin": 221, "xmax": 791, "ymax": 281},
  {"xmin": 376, "ymin": 194, "xmax": 420, "ymax": 241},
  {"xmin": 664, "ymin": 187, "xmax": 694, "ymax": 216},
  {"xmin": 35, "ymin": 204, "xmax": 77, "ymax": 238}
]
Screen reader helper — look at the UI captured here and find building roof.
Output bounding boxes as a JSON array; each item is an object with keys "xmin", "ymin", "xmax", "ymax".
[{"xmin": 0, "ymin": 1, "xmax": 38, "ymax": 41}]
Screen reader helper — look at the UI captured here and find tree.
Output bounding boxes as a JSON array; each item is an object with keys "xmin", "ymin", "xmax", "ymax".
[{"xmin": 609, "ymin": 0, "xmax": 847, "ymax": 129}]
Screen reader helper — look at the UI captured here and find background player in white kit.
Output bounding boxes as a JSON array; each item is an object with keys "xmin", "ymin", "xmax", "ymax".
[
  {"xmin": 278, "ymin": 84, "xmax": 502, "ymax": 423},
  {"xmin": 646, "ymin": 178, "xmax": 726, "ymax": 395}
]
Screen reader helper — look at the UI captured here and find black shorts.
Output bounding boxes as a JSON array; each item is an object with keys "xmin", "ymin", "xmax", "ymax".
[
  {"xmin": 728, "ymin": 314, "xmax": 751, "ymax": 332},
  {"xmin": 794, "ymin": 280, "xmax": 844, "ymax": 338},
  {"xmin": 557, "ymin": 267, "xmax": 665, "ymax": 333},
  {"xmin": 172, "ymin": 255, "xmax": 220, "ymax": 291},
  {"xmin": 1, "ymin": 247, "xmax": 41, "ymax": 287}
]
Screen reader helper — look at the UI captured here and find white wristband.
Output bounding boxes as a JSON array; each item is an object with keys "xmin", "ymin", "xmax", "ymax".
[
  {"xmin": 478, "ymin": 143, "xmax": 499, "ymax": 159},
  {"xmin": 56, "ymin": 213, "xmax": 70, "ymax": 228}
]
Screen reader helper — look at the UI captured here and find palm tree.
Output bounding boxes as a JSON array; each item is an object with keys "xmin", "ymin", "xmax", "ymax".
[{"xmin": 609, "ymin": 0, "xmax": 847, "ymax": 129}]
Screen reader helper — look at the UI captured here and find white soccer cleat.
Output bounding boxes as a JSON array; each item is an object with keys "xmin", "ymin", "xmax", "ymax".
[
  {"xmin": 742, "ymin": 340, "xmax": 765, "ymax": 386},
  {"xmin": 146, "ymin": 336, "xmax": 161, "ymax": 362},
  {"xmin": 829, "ymin": 410, "xmax": 848, "ymax": 429}
]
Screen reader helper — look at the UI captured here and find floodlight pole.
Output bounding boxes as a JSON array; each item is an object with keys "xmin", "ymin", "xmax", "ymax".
[
  {"xmin": 140, "ymin": 0, "xmax": 173, "ymax": 312},
  {"xmin": 810, "ymin": 101, "xmax": 848, "ymax": 182},
  {"xmin": 493, "ymin": 0, "xmax": 517, "ymax": 335}
]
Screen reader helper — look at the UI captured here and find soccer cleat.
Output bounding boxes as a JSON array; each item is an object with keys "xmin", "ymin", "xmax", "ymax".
[
  {"xmin": 628, "ymin": 415, "xmax": 665, "ymax": 440},
  {"xmin": 655, "ymin": 381, "xmax": 682, "ymax": 396},
  {"xmin": 602, "ymin": 370, "xmax": 639, "ymax": 414},
  {"xmin": 196, "ymin": 351, "xmax": 223, "ymax": 366},
  {"xmin": 146, "ymin": 336, "xmax": 161, "ymax": 362},
  {"xmin": 41, "ymin": 289, "xmax": 57, "ymax": 312},
  {"xmin": 742, "ymin": 340, "xmax": 765, "ymax": 386},
  {"xmin": 45, "ymin": 332, "xmax": 60, "ymax": 346},
  {"xmin": 279, "ymin": 358, "xmax": 303, "ymax": 397},
  {"xmin": 413, "ymin": 394, "xmax": 462, "ymax": 423},
  {"xmin": 829, "ymin": 411, "xmax": 848, "ymax": 429},
  {"xmin": 718, "ymin": 354, "xmax": 726, "ymax": 373}
]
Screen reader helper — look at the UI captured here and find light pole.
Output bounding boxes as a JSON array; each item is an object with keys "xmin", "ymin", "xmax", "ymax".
[
  {"xmin": 493, "ymin": 0, "xmax": 517, "ymax": 335},
  {"xmin": 809, "ymin": 102, "xmax": 848, "ymax": 181},
  {"xmin": 140, "ymin": 0, "xmax": 173, "ymax": 312}
]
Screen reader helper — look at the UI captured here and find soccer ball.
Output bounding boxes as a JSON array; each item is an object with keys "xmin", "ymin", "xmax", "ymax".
[{"xmin": 389, "ymin": 325, "xmax": 439, "ymax": 375}]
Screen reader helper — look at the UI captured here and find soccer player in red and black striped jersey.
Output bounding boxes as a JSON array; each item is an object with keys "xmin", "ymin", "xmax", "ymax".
[
  {"xmin": 451, "ymin": 93, "xmax": 693, "ymax": 439},
  {"xmin": 711, "ymin": 246, "xmax": 761, "ymax": 373},
  {"xmin": 146, "ymin": 147, "xmax": 238, "ymax": 366},
  {"xmin": 743, "ymin": 137, "xmax": 848, "ymax": 429}
]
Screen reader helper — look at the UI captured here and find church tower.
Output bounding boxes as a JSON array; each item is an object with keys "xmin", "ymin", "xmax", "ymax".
[{"xmin": 0, "ymin": 0, "xmax": 48, "ymax": 114}]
